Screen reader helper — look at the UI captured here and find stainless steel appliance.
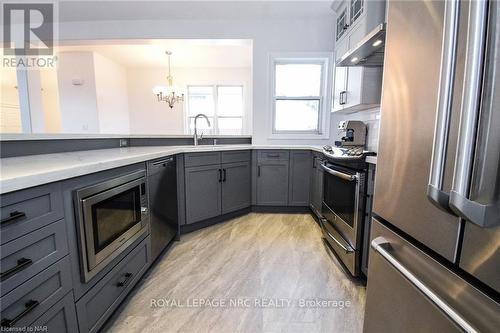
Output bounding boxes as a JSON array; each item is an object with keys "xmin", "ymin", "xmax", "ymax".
[
  {"xmin": 74, "ymin": 170, "xmax": 149, "ymax": 282},
  {"xmin": 335, "ymin": 120, "xmax": 367, "ymax": 147},
  {"xmin": 147, "ymin": 156, "xmax": 178, "ymax": 262},
  {"xmin": 320, "ymin": 142, "xmax": 376, "ymax": 277},
  {"xmin": 364, "ymin": 0, "xmax": 500, "ymax": 331},
  {"xmin": 337, "ymin": 23, "xmax": 386, "ymax": 67},
  {"xmin": 320, "ymin": 162, "xmax": 366, "ymax": 277}
]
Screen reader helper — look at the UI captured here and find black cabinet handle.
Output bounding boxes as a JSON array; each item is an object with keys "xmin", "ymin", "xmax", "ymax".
[
  {"xmin": 340, "ymin": 91, "xmax": 347, "ymax": 105},
  {"xmin": 116, "ymin": 272, "xmax": 133, "ymax": 287},
  {"xmin": 218, "ymin": 169, "xmax": 222, "ymax": 182},
  {"xmin": 257, "ymin": 166, "xmax": 261, "ymax": 177},
  {"xmin": 1, "ymin": 300, "xmax": 39, "ymax": 327},
  {"xmin": 0, "ymin": 258, "xmax": 32, "ymax": 281},
  {"xmin": 223, "ymin": 169, "xmax": 227, "ymax": 182},
  {"xmin": 1, "ymin": 211, "xmax": 26, "ymax": 225},
  {"xmin": 267, "ymin": 153, "xmax": 280, "ymax": 158}
]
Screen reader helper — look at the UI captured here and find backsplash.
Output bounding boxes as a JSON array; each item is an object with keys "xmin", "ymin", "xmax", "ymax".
[{"xmin": 330, "ymin": 107, "xmax": 381, "ymax": 152}]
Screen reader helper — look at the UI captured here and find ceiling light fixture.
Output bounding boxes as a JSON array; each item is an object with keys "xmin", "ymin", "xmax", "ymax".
[
  {"xmin": 153, "ymin": 51, "xmax": 184, "ymax": 108},
  {"xmin": 372, "ymin": 39, "xmax": 383, "ymax": 47},
  {"xmin": 351, "ymin": 57, "xmax": 359, "ymax": 63}
]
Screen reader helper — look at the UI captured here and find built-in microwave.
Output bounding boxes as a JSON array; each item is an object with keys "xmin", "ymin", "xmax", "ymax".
[{"xmin": 74, "ymin": 170, "xmax": 149, "ymax": 282}]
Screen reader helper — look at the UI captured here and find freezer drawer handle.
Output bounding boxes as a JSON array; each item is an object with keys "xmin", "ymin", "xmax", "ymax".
[
  {"xmin": 371, "ymin": 237, "xmax": 479, "ymax": 333},
  {"xmin": 427, "ymin": 0, "xmax": 460, "ymax": 215},
  {"xmin": 448, "ymin": 0, "xmax": 497, "ymax": 228},
  {"xmin": 320, "ymin": 164, "xmax": 357, "ymax": 182}
]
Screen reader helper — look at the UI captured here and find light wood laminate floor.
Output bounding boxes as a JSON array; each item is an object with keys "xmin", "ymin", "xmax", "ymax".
[{"xmin": 105, "ymin": 213, "xmax": 366, "ymax": 333}]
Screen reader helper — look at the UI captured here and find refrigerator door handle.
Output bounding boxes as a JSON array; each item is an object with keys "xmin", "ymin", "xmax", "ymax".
[
  {"xmin": 449, "ymin": 0, "xmax": 498, "ymax": 227},
  {"xmin": 427, "ymin": 0, "xmax": 460, "ymax": 215},
  {"xmin": 371, "ymin": 237, "xmax": 479, "ymax": 333}
]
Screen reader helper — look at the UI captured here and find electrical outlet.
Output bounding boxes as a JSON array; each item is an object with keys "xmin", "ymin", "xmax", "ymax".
[{"xmin": 119, "ymin": 139, "xmax": 128, "ymax": 147}]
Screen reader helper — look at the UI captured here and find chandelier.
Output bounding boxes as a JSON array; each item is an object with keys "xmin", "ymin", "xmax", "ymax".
[{"xmin": 152, "ymin": 51, "xmax": 184, "ymax": 108}]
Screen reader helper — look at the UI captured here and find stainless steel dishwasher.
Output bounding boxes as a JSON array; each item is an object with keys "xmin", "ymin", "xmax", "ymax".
[{"xmin": 147, "ymin": 156, "xmax": 178, "ymax": 261}]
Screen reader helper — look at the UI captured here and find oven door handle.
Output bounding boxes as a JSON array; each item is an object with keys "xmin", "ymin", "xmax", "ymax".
[{"xmin": 320, "ymin": 164, "xmax": 357, "ymax": 181}]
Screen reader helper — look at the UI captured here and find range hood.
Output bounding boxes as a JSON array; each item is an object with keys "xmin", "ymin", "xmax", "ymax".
[{"xmin": 336, "ymin": 23, "xmax": 386, "ymax": 67}]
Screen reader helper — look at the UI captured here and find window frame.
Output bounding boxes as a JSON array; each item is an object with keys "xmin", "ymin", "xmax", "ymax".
[
  {"xmin": 186, "ymin": 84, "xmax": 245, "ymax": 135},
  {"xmin": 269, "ymin": 53, "xmax": 332, "ymax": 139}
]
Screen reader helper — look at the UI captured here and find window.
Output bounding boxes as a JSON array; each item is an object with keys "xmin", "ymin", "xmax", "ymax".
[
  {"xmin": 187, "ymin": 85, "xmax": 244, "ymax": 135},
  {"xmin": 271, "ymin": 57, "xmax": 329, "ymax": 135}
]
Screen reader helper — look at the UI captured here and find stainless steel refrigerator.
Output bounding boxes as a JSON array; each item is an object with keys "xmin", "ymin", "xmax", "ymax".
[{"xmin": 364, "ymin": 0, "xmax": 500, "ymax": 332}]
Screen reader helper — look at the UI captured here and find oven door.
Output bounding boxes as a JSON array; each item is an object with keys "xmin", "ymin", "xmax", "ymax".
[
  {"xmin": 77, "ymin": 174, "xmax": 148, "ymax": 281},
  {"xmin": 321, "ymin": 163, "xmax": 364, "ymax": 248}
]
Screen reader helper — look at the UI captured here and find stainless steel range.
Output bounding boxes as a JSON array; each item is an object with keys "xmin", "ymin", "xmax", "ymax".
[{"xmin": 319, "ymin": 122, "xmax": 376, "ymax": 277}]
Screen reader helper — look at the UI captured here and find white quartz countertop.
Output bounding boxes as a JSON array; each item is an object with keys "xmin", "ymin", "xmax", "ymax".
[{"xmin": 1, "ymin": 144, "xmax": 338, "ymax": 194}]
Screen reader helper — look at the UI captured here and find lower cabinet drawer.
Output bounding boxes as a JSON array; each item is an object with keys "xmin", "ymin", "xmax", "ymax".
[
  {"xmin": 0, "ymin": 256, "xmax": 72, "ymax": 329},
  {"xmin": 1, "ymin": 219, "xmax": 69, "ymax": 295},
  {"xmin": 76, "ymin": 236, "xmax": 150, "ymax": 333},
  {"xmin": 29, "ymin": 291, "xmax": 78, "ymax": 333},
  {"xmin": 221, "ymin": 150, "xmax": 251, "ymax": 163},
  {"xmin": 1, "ymin": 182, "xmax": 63, "ymax": 244},
  {"xmin": 257, "ymin": 150, "xmax": 289, "ymax": 161}
]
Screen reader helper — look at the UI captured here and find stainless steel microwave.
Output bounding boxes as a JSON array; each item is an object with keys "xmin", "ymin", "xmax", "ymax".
[{"xmin": 74, "ymin": 170, "xmax": 149, "ymax": 282}]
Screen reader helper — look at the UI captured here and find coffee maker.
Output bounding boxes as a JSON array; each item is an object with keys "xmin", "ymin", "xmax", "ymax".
[{"xmin": 335, "ymin": 120, "xmax": 367, "ymax": 147}]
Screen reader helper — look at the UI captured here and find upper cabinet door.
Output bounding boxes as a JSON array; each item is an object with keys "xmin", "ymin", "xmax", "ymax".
[
  {"xmin": 350, "ymin": 0, "xmax": 364, "ymax": 26},
  {"xmin": 335, "ymin": 4, "xmax": 349, "ymax": 42}
]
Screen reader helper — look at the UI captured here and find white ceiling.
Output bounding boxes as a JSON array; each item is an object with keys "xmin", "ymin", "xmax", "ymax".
[
  {"xmin": 59, "ymin": 1, "xmax": 335, "ymax": 22},
  {"xmin": 57, "ymin": 39, "xmax": 253, "ymax": 68}
]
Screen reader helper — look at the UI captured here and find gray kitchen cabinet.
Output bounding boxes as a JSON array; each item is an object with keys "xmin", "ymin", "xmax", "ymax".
[
  {"xmin": 76, "ymin": 236, "xmax": 150, "ymax": 333},
  {"xmin": 221, "ymin": 161, "xmax": 251, "ymax": 214},
  {"xmin": 310, "ymin": 154, "xmax": 325, "ymax": 217},
  {"xmin": 0, "ymin": 182, "xmax": 63, "ymax": 244},
  {"xmin": 256, "ymin": 161, "xmax": 289, "ymax": 206},
  {"xmin": 288, "ymin": 151, "xmax": 312, "ymax": 206},
  {"xmin": 185, "ymin": 165, "xmax": 222, "ymax": 224},
  {"xmin": 184, "ymin": 151, "xmax": 251, "ymax": 224},
  {"xmin": 0, "ymin": 256, "xmax": 72, "ymax": 329},
  {"xmin": 1, "ymin": 219, "xmax": 69, "ymax": 295},
  {"xmin": 29, "ymin": 291, "xmax": 78, "ymax": 333}
]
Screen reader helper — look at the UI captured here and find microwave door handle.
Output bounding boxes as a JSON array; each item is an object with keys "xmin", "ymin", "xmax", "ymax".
[
  {"xmin": 427, "ymin": 0, "xmax": 460, "ymax": 215},
  {"xmin": 449, "ymin": 0, "xmax": 498, "ymax": 227},
  {"xmin": 320, "ymin": 164, "xmax": 357, "ymax": 181},
  {"xmin": 371, "ymin": 237, "xmax": 479, "ymax": 333}
]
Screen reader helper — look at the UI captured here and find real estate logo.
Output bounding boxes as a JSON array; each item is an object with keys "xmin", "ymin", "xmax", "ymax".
[{"xmin": 2, "ymin": 2, "xmax": 58, "ymax": 68}]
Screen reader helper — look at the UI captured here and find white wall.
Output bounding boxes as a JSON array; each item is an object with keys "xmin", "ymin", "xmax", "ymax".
[
  {"xmin": 127, "ymin": 66, "xmax": 252, "ymax": 135},
  {"xmin": 40, "ymin": 69, "xmax": 61, "ymax": 133},
  {"xmin": 0, "ymin": 67, "xmax": 22, "ymax": 133},
  {"xmin": 57, "ymin": 15, "xmax": 336, "ymax": 143},
  {"xmin": 57, "ymin": 51, "xmax": 130, "ymax": 134},
  {"xmin": 57, "ymin": 51, "xmax": 100, "ymax": 133},
  {"xmin": 94, "ymin": 53, "xmax": 130, "ymax": 134}
]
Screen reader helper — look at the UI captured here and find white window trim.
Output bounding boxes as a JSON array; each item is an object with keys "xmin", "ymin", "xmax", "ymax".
[
  {"xmin": 185, "ymin": 84, "xmax": 246, "ymax": 135},
  {"xmin": 268, "ymin": 52, "xmax": 333, "ymax": 140}
]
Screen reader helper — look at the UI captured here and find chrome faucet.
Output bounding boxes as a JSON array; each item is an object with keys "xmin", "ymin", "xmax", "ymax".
[{"xmin": 193, "ymin": 114, "xmax": 211, "ymax": 146}]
